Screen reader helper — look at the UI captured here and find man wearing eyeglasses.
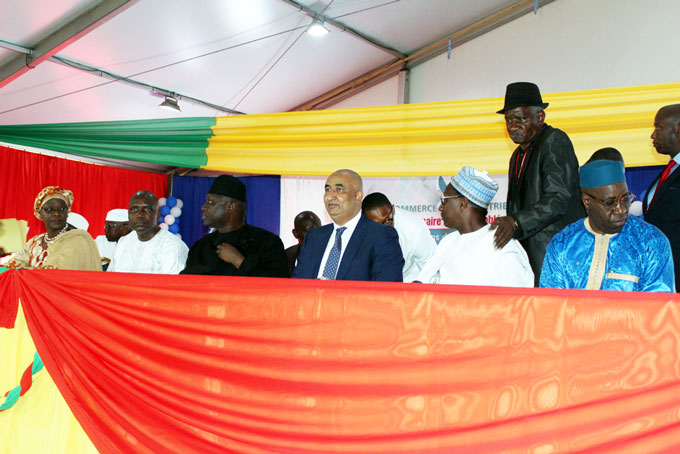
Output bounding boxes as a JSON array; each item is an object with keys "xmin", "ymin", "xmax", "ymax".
[
  {"xmin": 362, "ymin": 192, "xmax": 436, "ymax": 282},
  {"xmin": 416, "ymin": 167, "xmax": 534, "ymax": 287},
  {"xmin": 540, "ymin": 159, "xmax": 674, "ymax": 291}
]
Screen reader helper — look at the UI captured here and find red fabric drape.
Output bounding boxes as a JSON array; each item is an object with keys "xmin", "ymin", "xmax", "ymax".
[
  {"xmin": 0, "ymin": 270, "xmax": 17, "ymax": 328},
  {"xmin": 0, "ymin": 146, "xmax": 167, "ymax": 236},
  {"xmin": 4, "ymin": 269, "xmax": 680, "ymax": 453}
]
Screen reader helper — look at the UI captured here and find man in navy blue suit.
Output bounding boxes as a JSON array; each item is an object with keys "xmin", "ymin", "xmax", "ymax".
[{"xmin": 292, "ymin": 169, "xmax": 404, "ymax": 281}]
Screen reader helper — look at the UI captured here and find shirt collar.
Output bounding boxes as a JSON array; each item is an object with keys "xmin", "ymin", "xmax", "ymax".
[
  {"xmin": 332, "ymin": 210, "xmax": 361, "ymax": 231},
  {"xmin": 584, "ymin": 217, "xmax": 619, "ymax": 238}
]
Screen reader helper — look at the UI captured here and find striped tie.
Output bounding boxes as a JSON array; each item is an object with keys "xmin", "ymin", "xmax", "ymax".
[{"xmin": 321, "ymin": 227, "xmax": 346, "ymax": 280}]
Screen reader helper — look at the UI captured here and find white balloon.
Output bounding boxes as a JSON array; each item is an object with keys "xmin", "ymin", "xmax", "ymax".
[
  {"xmin": 158, "ymin": 197, "xmax": 167, "ymax": 207},
  {"xmin": 175, "ymin": 199, "xmax": 184, "ymax": 209},
  {"xmin": 164, "ymin": 214, "xmax": 175, "ymax": 225},
  {"xmin": 170, "ymin": 207, "xmax": 182, "ymax": 218},
  {"xmin": 159, "ymin": 223, "xmax": 169, "ymax": 230},
  {"xmin": 629, "ymin": 200, "xmax": 643, "ymax": 217}
]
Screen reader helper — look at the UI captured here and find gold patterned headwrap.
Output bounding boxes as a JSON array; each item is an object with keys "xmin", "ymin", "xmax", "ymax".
[{"xmin": 33, "ymin": 186, "xmax": 74, "ymax": 219}]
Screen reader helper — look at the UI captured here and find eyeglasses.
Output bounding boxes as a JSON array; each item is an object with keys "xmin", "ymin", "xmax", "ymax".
[
  {"xmin": 440, "ymin": 195, "xmax": 464, "ymax": 205},
  {"xmin": 584, "ymin": 191, "xmax": 635, "ymax": 210},
  {"xmin": 41, "ymin": 206, "xmax": 68, "ymax": 214}
]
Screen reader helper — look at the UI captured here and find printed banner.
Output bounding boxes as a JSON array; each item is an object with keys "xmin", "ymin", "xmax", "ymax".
[{"xmin": 280, "ymin": 174, "xmax": 507, "ymax": 246}]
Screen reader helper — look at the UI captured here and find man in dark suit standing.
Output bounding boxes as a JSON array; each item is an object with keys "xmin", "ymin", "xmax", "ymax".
[
  {"xmin": 292, "ymin": 169, "xmax": 404, "ymax": 281},
  {"xmin": 490, "ymin": 82, "xmax": 585, "ymax": 286},
  {"xmin": 644, "ymin": 104, "xmax": 680, "ymax": 292}
]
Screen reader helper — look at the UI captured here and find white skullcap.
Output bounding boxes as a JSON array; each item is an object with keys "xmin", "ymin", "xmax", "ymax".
[
  {"xmin": 106, "ymin": 209, "xmax": 129, "ymax": 222},
  {"xmin": 67, "ymin": 212, "xmax": 89, "ymax": 231}
]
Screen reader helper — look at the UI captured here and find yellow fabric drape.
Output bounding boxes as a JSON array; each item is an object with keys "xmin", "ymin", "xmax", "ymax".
[
  {"xmin": 206, "ymin": 82, "xmax": 680, "ymax": 176},
  {"xmin": 0, "ymin": 304, "xmax": 98, "ymax": 454}
]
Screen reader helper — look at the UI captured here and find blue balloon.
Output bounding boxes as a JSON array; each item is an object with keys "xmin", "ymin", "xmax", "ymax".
[
  {"xmin": 160, "ymin": 205, "xmax": 171, "ymax": 216},
  {"xmin": 166, "ymin": 196, "xmax": 177, "ymax": 208},
  {"xmin": 172, "ymin": 217, "xmax": 180, "ymax": 225},
  {"xmin": 168, "ymin": 223, "xmax": 180, "ymax": 234}
]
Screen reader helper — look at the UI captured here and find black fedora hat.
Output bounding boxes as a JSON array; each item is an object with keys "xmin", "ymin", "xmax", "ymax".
[{"xmin": 496, "ymin": 82, "xmax": 549, "ymax": 114}]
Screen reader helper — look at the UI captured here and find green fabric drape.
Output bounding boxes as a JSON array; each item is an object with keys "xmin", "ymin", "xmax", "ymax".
[{"xmin": 0, "ymin": 118, "xmax": 215, "ymax": 168}]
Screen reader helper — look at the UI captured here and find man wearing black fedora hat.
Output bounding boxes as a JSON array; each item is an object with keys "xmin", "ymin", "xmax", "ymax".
[{"xmin": 490, "ymin": 82, "xmax": 585, "ymax": 286}]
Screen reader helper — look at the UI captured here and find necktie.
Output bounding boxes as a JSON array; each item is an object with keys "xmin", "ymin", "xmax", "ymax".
[
  {"xmin": 650, "ymin": 160, "xmax": 676, "ymax": 207},
  {"xmin": 321, "ymin": 227, "xmax": 346, "ymax": 280}
]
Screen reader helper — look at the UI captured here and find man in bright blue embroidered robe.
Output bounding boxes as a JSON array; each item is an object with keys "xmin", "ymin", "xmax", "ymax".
[{"xmin": 540, "ymin": 156, "xmax": 675, "ymax": 292}]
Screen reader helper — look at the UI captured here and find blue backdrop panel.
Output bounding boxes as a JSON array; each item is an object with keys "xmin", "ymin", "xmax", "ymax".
[
  {"xmin": 171, "ymin": 175, "xmax": 280, "ymax": 248},
  {"xmin": 626, "ymin": 165, "xmax": 664, "ymax": 200}
]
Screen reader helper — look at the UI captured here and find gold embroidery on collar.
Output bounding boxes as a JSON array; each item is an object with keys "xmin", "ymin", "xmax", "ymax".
[
  {"xmin": 605, "ymin": 272, "xmax": 639, "ymax": 283},
  {"xmin": 584, "ymin": 219, "xmax": 616, "ymax": 290}
]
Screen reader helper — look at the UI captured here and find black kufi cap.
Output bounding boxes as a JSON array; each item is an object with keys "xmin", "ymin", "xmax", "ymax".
[{"xmin": 209, "ymin": 175, "xmax": 246, "ymax": 202}]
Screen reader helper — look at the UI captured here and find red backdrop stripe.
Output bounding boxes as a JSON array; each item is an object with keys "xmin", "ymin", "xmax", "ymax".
[
  {"xmin": 0, "ymin": 146, "xmax": 168, "ymax": 236},
  {"xmin": 4, "ymin": 269, "xmax": 680, "ymax": 454}
]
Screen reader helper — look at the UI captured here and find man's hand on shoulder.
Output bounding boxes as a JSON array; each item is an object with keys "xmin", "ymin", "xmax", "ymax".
[
  {"xmin": 216, "ymin": 243, "xmax": 245, "ymax": 268},
  {"xmin": 490, "ymin": 216, "xmax": 518, "ymax": 250}
]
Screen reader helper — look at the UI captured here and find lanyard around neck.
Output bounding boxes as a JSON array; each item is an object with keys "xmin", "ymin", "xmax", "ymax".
[{"xmin": 515, "ymin": 148, "xmax": 530, "ymax": 183}]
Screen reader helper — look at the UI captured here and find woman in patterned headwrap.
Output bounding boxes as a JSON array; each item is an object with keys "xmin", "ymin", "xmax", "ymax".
[{"xmin": 6, "ymin": 186, "xmax": 100, "ymax": 270}]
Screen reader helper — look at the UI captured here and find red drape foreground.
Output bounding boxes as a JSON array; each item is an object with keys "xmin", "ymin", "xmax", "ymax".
[
  {"xmin": 3, "ymin": 269, "xmax": 680, "ymax": 454},
  {"xmin": 0, "ymin": 146, "xmax": 167, "ymax": 236}
]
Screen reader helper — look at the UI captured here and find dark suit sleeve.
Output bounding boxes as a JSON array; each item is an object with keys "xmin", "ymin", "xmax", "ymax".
[
  {"xmin": 238, "ymin": 232, "xmax": 290, "ymax": 278},
  {"xmin": 179, "ymin": 237, "xmax": 205, "ymax": 274},
  {"xmin": 292, "ymin": 229, "xmax": 317, "ymax": 279},
  {"xmin": 514, "ymin": 130, "xmax": 580, "ymax": 239},
  {"xmin": 370, "ymin": 225, "xmax": 404, "ymax": 282}
]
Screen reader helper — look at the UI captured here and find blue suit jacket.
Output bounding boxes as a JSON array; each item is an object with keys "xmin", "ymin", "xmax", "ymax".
[{"xmin": 292, "ymin": 214, "xmax": 404, "ymax": 282}]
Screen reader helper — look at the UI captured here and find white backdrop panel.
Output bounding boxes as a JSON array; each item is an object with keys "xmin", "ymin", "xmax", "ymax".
[
  {"xmin": 280, "ymin": 174, "xmax": 508, "ymax": 248},
  {"xmin": 409, "ymin": 0, "xmax": 680, "ymax": 104}
]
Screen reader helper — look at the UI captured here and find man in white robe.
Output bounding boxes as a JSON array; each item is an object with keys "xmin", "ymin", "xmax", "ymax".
[
  {"xmin": 109, "ymin": 191, "xmax": 188, "ymax": 274},
  {"xmin": 417, "ymin": 166, "xmax": 534, "ymax": 287},
  {"xmin": 94, "ymin": 208, "xmax": 130, "ymax": 270},
  {"xmin": 362, "ymin": 192, "xmax": 436, "ymax": 282}
]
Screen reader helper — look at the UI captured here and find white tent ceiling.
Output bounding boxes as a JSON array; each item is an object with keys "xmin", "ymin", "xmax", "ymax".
[{"xmin": 0, "ymin": 0, "xmax": 555, "ymax": 124}]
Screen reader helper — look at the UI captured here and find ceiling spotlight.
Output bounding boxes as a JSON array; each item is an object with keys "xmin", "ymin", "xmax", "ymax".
[
  {"xmin": 307, "ymin": 20, "xmax": 329, "ymax": 37},
  {"xmin": 159, "ymin": 96, "xmax": 181, "ymax": 112}
]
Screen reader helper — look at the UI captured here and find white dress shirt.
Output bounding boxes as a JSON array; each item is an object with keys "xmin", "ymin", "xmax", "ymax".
[{"xmin": 316, "ymin": 211, "xmax": 362, "ymax": 279}]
